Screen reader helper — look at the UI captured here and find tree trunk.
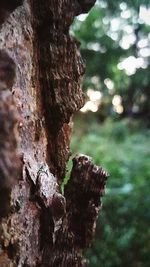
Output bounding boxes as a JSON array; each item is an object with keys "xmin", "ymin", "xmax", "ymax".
[{"xmin": 0, "ymin": 1, "xmax": 108, "ymax": 266}]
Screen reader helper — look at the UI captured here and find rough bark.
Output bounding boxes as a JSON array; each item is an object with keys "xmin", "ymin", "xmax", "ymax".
[{"xmin": 0, "ymin": 1, "xmax": 109, "ymax": 266}]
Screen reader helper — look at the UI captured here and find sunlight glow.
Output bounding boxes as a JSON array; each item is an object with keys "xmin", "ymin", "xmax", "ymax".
[
  {"xmin": 104, "ymin": 78, "xmax": 114, "ymax": 91},
  {"xmin": 119, "ymin": 2, "xmax": 127, "ymax": 11},
  {"xmin": 87, "ymin": 42, "xmax": 100, "ymax": 51},
  {"xmin": 139, "ymin": 6, "xmax": 150, "ymax": 25},
  {"xmin": 109, "ymin": 32, "xmax": 119, "ymax": 41},
  {"xmin": 98, "ymin": 0, "xmax": 107, "ymax": 9},
  {"xmin": 87, "ymin": 89, "xmax": 102, "ymax": 101},
  {"xmin": 117, "ymin": 56, "xmax": 147, "ymax": 75},
  {"xmin": 77, "ymin": 14, "xmax": 88, "ymax": 22},
  {"xmin": 91, "ymin": 76, "xmax": 100, "ymax": 85},
  {"xmin": 87, "ymin": 42, "xmax": 106, "ymax": 53},
  {"xmin": 102, "ymin": 17, "xmax": 109, "ymax": 25},
  {"xmin": 80, "ymin": 89, "xmax": 102, "ymax": 113},
  {"xmin": 112, "ymin": 95, "xmax": 122, "ymax": 106},
  {"xmin": 80, "ymin": 101, "xmax": 98, "ymax": 113},
  {"xmin": 120, "ymin": 34, "xmax": 136, "ymax": 50},
  {"xmin": 114, "ymin": 105, "xmax": 124, "ymax": 114},
  {"xmin": 121, "ymin": 10, "xmax": 131, "ymax": 19},
  {"xmin": 138, "ymin": 38, "xmax": 149, "ymax": 48},
  {"xmin": 111, "ymin": 18, "xmax": 120, "ymax": 31},
  {"xmin": 139, "ymin": 48, "xmax": 150, "ymax": 57},
  {"xmin": 112, "ymin": 95, "xmax": 124, "ymax": 114},
  {"xmin": 124, "ymin": 25, "xmax": 133, "ymax": 34}
]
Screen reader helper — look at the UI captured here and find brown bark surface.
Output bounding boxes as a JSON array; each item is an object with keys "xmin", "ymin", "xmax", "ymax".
[{"xmin": 0, "ymin": 1, "xmax": 108, "ymax": 266}]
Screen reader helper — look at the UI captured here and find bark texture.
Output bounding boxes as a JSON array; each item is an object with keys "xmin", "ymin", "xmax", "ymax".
[{"xmin": 0, "ymin": 1, "xmax": 109, "ymax": 266}]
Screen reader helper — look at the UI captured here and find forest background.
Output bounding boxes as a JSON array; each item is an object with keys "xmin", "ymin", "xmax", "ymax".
[{"xmin": 69, "ymin": 0, "xmax": 150, "ymax": 266}]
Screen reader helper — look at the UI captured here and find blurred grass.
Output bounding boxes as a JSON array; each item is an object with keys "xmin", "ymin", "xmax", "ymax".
[{"xmin": 69, "ymin": 117, "xmax": 150, "ymax": 267}]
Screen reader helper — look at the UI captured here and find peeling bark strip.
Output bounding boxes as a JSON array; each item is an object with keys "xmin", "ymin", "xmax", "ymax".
[
  {"xmin": 48, "ymin": 155, "xmax": 108, "ymax": 267},
  {"xmin": 31, "ymin": 0, "xmax": 86, "ymax": 180},
  {"xmin": 65, "ymin": 155, "xmax": 108, "ymax": 248},
  {"xmin": 0, "ymin": 0, "xmax": 108, "ymax": 266},
  {"xmin": 32, "ymin": 0, "xmax": 85, "ymax": 130}
]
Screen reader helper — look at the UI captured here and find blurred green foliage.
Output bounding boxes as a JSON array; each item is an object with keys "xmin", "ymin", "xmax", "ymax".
[
  {"xmin": 71, "ymin": 118, "xmax": 150, "ymax": 267},
  {"xmin": 71, "ymin": 0, "xmax": 150, "ymax": 123}
]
